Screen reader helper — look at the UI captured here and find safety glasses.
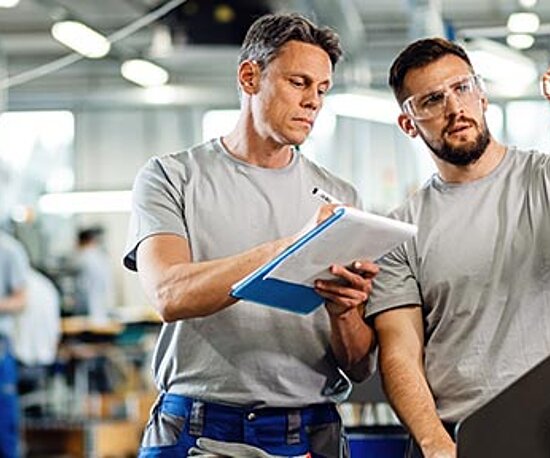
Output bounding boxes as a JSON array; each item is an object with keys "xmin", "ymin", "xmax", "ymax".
[{"xmin": 402, "ymin": 74, "xmax": 485, "ymax": 121}]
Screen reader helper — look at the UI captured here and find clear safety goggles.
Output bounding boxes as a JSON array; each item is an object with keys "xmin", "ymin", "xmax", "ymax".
[{"xmin": 402, "ymin": 74, "xmax": 485, "ymax": 121}]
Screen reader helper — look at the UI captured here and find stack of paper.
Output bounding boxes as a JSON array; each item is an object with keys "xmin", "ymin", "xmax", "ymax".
[{"xmin": 231, "ymin": 207, "xmax": 417, "ymax": 314}]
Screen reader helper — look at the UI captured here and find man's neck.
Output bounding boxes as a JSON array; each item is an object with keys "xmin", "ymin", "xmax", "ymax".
[
  {"xmin": 222, "ymin": 117, "xmax": 294, "ymax": 169},
  {"xmin": 435, "ymin": 139, "xmax": 507, "ymax": 184}
]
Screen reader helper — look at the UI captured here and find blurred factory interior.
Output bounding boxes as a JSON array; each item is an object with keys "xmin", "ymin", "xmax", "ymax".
[{"xmin": 1, "ymin": 0, "xmax": 549, "ymax": 456}]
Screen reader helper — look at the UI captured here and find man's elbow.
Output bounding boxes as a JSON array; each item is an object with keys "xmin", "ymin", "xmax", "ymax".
[
  {"xmin": 154, "ymin": 299, "xmax": 178, "ymax": 322},
  {"xmin": 151, "ymin": 287, "xmax": 206, "ymax": 322},
  {"xmin": 151, "ymin": 286, "xmax": 183, "ymax": 322}
]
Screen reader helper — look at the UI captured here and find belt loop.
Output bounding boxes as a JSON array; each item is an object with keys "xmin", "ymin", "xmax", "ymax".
[
  {"xmin": 189, "ymin": 400, "xmax": 205, "ymax": 436},
  {"xmin": 287, "ymin": 409, "xmax": 301, "ymax": 444}
]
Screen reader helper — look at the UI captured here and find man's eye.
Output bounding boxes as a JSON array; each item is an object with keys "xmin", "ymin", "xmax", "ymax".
[
  {"xmin": 290, "ymin": 79, "xmax": 305, "ymax": 87},
  {"xmin": 455, "ymin": 82, "xmax": 471, "ymax": 94},
  {"xmin": 421, "ymin": 92, "xmax": 444, "ymax": 107}
]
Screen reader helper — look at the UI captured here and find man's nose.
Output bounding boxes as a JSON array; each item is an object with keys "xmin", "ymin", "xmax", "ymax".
[
  {"xmin": 302, "ymin": 87, "xmax": 321, "ymax": 110},
  {"xmin": 444, "ymin": 91, "xmax": 465, "ymax": 116}
]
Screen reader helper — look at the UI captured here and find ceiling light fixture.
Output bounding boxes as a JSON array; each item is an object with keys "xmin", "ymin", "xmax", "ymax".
[
  {"xmin": 519, "ymin": 0, "xmax": 538, "ymax": 8},
  {"xmin": 121, "ymin": 59, "xmax": 169, "ymax": 87},
  {"xmin": 51, "ymin": 20, "xmax": 111, "ymax": 58},
  {"xmin": 0, "ymin": 0, "xmax": 20, "ymax": 7},
  {"xmin": 506, "ymin": 33, "xmax": 535, "ymax": 50},
  {"xmin": 507, "ymin": 12, "xmax": 540, "ymax": 34}
]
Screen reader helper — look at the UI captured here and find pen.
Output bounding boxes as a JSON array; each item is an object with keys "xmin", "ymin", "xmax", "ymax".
[{"xmin": 312, "ymin": 187, "xmax": 343, "ymax": 205}]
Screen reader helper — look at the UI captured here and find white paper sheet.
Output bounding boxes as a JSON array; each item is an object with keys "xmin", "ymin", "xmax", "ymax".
[{"xmin": 267, "ymin": 207, "xmax": 417, "ymax": 286}]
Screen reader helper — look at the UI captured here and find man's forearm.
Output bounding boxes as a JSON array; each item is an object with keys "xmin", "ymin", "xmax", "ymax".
[
  {"xmin": 139, "ymin": 235, "xmax": 294, "ymax": 322},
  {"xmin": 381, "ymin": 351, "xmax": 455, "ymax": 457},
  {"xmin": 329, "ymin": 307, "xmax": 375, "ymax": 382}
]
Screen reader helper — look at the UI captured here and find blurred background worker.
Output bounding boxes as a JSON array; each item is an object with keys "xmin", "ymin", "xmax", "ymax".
[
  {"xmin": 74, "ymin": 226, "xmax": 115, "ymax": 324},
  {"xmin": 0, "ymin": 229, "xmax": 30, "ymax": 458},
  {"xmin": 13, "ymin": 268, "xmax": 61, "ymax": 367},
  {"xmin": 12, "ymin": 267, "xmax": 61, "ymax": 421}
]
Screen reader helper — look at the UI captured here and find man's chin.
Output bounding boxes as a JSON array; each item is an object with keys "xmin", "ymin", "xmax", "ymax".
[
  {"xmin": 288, "ymin": 134, "xmax": 308, "ymax": 146},
  {"xmin": 437, "ymin": 144, "xmax": 485, "ymax": 166}
]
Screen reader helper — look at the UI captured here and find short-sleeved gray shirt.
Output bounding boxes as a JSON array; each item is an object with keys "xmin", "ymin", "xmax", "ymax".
[
  {"xmin": 0, "ymin": 232, "xmax": 29, "ymax": 339},
  {"xmin": 124, "ymin": 138, "xmax": 361, "ymax": 407},
  {"xmin": 367, "ymin": 148, "xmax": 550, "ymax": 422}
]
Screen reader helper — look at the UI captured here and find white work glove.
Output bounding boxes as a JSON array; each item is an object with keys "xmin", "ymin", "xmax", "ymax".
[{"xmin": 188, "ymin": 437, "xmax": 310, "ymax": 458}]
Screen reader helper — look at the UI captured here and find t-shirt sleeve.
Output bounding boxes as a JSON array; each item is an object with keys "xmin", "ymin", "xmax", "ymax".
[
  {"xmin": 123, "ymin": 156, "xmax": 188, "ymax": 271},
  {"xmin": 366, "ymin": 240, "xmax": 422, "ymax": 318},
  {"xmin": 7, "ymin": 240, "xmax": 29, "ymax": 292}
]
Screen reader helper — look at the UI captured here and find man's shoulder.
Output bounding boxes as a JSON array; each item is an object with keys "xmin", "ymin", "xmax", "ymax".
[
  {"xmin": 151, "ymin": 139, "xmax": 220, "ymax": 167},
  {"xmin": 502, "ymin": 147, "xmax": 550, "ymax": 187},
  {"xmin": 510, "ymin": 147, "xmax": 550, "ymax": 168},
  {"xmin": 387, "ymin": 185, "xmax": 432, "ymax": 223},
  {"xmin": 136, "ymin": 139, "xmax": 222, "ymax": 182},
  {"xmin": 299, "ymin": 154, "xmax": 358, "ymax": 195}
]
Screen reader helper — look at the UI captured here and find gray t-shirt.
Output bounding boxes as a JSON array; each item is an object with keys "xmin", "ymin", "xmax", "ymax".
[
  {"xmin": 367, "ymin": 147, "xmax": 550, "ymax": 423},
  {"xmin": 124, "ymin": 138, "xmax": 361, "ymax": 407},
  {"xmin": 0, "ymin": 232, "xmax": 29, "ymax": 339}
]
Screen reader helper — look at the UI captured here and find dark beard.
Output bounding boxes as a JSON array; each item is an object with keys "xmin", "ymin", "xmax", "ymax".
[{"xmin": 425, "ymin": 120, "xmax": 490, "ymax": 166}]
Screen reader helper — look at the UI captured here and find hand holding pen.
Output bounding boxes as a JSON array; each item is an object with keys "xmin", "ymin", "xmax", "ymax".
[{"xmin": 311, "ymin": 187, "xmax": 345, "ymax": 225}]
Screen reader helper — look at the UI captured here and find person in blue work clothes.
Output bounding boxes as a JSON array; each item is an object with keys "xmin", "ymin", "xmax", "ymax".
[
  {"xmin": 0, "ymin": 230, "xmax": 29, "ymax": 458},
  {"xmin": 123, "ymin": 12, "xmax": 378, "ymax": 458}
]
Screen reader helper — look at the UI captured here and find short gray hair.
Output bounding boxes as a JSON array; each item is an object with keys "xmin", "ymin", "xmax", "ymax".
[{"xmin": 238, "ymin": 13, "xmax": 343, "ymax": 71}]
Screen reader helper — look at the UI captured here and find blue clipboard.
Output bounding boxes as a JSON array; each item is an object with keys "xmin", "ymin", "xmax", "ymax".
[
  {"xmin": 231, "ymin": 208, "xmax": 346, "ymax": 314},
  {"xmin": 231, "ymin": 207, "xmax": 417, "ymax": 314}
]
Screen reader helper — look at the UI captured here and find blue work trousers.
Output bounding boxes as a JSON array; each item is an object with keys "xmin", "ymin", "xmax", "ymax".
[
  {"xmin": 138, "ymin": 393, "xmax": 349, "ymax": 457},
  {"xmin": 0, "ymin": 336, "xmax": 19, "ymax": 458}
]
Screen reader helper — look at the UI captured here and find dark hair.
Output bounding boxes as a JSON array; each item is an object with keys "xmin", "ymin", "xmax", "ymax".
[
  {"xmin": 389, "ymin": 37, "xmax": 474, "ymax": 104},
  {"xmin": 78, "ymin": 226, "xmax": 104, "ymax": 245},
  {"xmin": 238, "ymin": 13, "xmax": 343, "ymax": 71}
]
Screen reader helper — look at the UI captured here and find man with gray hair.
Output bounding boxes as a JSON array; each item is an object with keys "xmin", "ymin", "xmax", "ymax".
[{"xmin": 124, "ymin": 12, "xmax": 378, "ymax": 458}]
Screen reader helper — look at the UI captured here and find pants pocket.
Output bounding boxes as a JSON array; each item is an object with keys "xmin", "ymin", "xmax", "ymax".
[
  {"xmin": 141, "ymin": 410, "xmax": 186, "ymax": 448},
  {"xmin": 307, "ymin": 421, "xmax": 349, "ymax": 458}
]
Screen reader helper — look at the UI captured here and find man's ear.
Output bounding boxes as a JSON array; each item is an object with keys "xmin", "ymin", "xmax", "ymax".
[
  {"xmin": 238, "ymin": 60, "xmax": 260, "ymax": 94},
  {"xmin": 480, "ymin": 92, "xmax": 489, "ymax": 112},
  {"xmin": 398, "ymin": 113, "xmax": 418, "ymax": 138}
]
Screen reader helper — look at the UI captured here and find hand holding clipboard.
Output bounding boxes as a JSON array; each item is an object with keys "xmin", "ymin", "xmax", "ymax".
[{"xmin": 231, "ymin": 190, "xmax": 417, "ymax": 314}]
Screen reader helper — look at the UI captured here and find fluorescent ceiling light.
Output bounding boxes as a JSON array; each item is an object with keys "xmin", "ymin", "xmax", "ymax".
[
  {"xmin": 506, "ymin": 33, "xmax": 535, "ymax": 50},
  {"xmin": 38, "ymin": 191, "xmax": 131, "ymax": 214},
  {"xmin": 121, "ymin": 59, "xmax": 169, "ymax": 87},
  {"xmin": 0, "ymin": 0, "xmax": 20, "ymax": 7},
  {"xmin": 51, "ymin": 20, "xmax": 111, "ymax": 58},
  {"xmin": 326, "ymin": 91, "xmax": 399, "ymax": 124},
  {"xmin": 519, "ymin": 0, "xmax": 537, "ymax": 7},
  {"xmin": 507, "ymin": 12, "xmax": 540, "ymax": 34},
  {"xmin": 464, "ymin": 38, "xmax": 537, "ymax": 95}
]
